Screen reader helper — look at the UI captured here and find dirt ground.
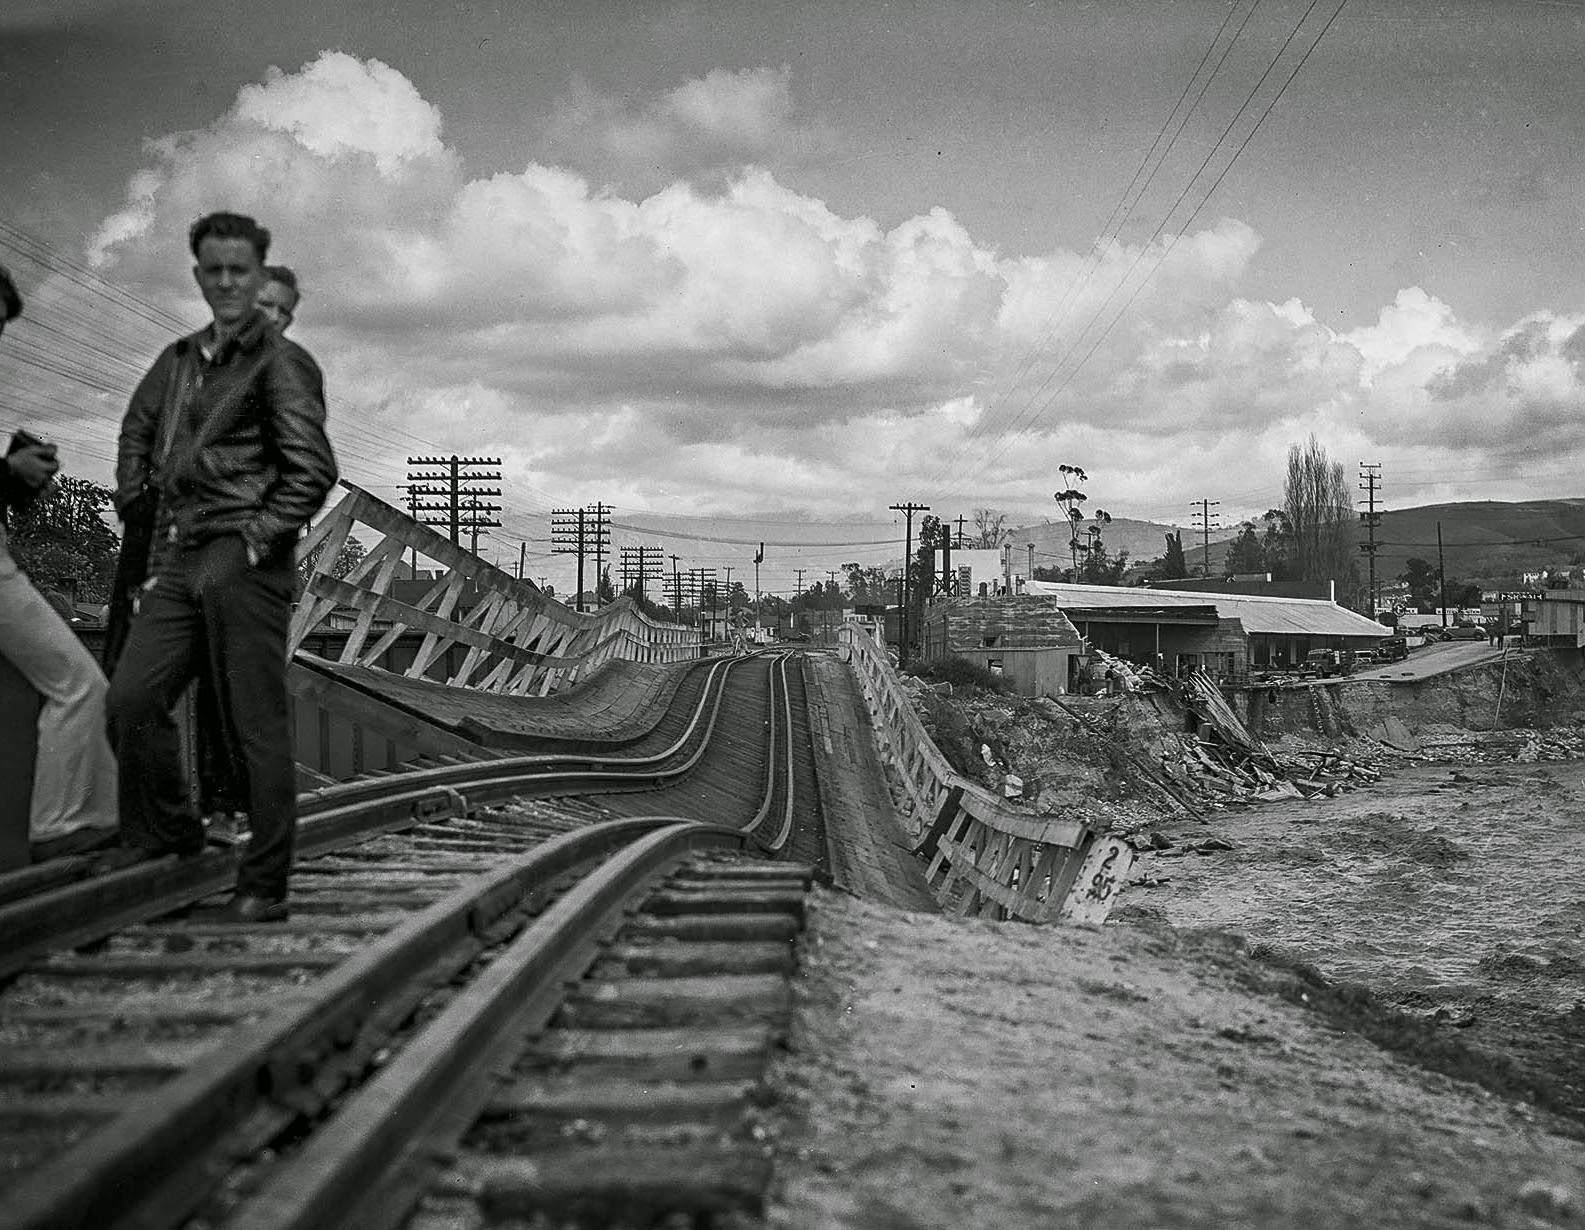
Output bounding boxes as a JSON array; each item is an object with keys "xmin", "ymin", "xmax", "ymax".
[{"xmin": 765, "ymin": 755, "xmax": 1585, "ymax": 1229}]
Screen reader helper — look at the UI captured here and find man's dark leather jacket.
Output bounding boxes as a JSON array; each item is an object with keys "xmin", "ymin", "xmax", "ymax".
[{"xmin": 116, "ymin": 311, "xmax": 338, "ymax": 561}]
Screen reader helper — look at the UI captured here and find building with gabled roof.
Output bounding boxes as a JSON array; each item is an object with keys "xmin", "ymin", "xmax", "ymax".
[{"xmin": 1024, "ymin": 579, "xmax": 1391, "ymax": 675}]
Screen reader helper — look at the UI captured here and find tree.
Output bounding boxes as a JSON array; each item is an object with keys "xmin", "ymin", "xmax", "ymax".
[
  {"xmin": 1160, "ymin": 531, "xmax": 1189, "ymax": 580},
  {"xmin": 1260, "ymin": 509, "xmax": 1294, "ymax": 579},
  {"xmin": 297, "ymin": 533, "xmax": 367, "ymax": 597},
  {"xmin": 1078, "ymin": 543, "xmax": 1130, "ymax": 586},
  {"xmin": 970, "ymin": 508, "xmax": 1006, "ymax": 548},
  {"xmin": 843, "ymin": 562, "xmax": 893, "ymax": 606},
  {"xmin": 1224, "ymin": 522, "xmax": 1264, "ymax": 576},
  {"xmin": 1401, "ymin": 557, "xmax": 1438, "ymax": 612},
  {"xmin": 1283, "ymin": 437, "xmax": 1359, "ymax": 596},
  {"xmin": 8, "ymin": 473, "xmax": 120, "ymax": 606},
  {"xmin": 1052, "ymin": 464, "xmax": 1089, "ymax": 575},
  {"xmin": 596, "ymin": 565, "xmax": 615, "ymax": 605}
]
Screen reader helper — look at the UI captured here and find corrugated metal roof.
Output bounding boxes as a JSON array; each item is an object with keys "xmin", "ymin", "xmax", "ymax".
[{"xmin": 1025, "ymin": 580, "xmax": 1392, "ymax": 639}]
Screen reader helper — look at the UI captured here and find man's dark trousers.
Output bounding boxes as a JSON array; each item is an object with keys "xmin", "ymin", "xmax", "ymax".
[{"xmin": 106, "ymin": 533, "xmax": 297, "ymax": 899}]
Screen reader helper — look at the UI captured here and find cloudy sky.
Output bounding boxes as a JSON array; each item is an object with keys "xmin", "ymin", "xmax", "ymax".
[{"xmin": 2, "ymin": 0, "xmax": 1582, "ymax": 594}]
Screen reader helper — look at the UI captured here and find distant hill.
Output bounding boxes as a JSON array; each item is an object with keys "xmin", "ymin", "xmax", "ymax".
[
  {"xmin": 1011, "ymin": 499, "xmax": 1585, "ymax": 587},
  {"xmin": 1372, "ymin": 499, "xmax": 1585, "ymax": 583},
  {"xmin": 1003, "ymin": 517, "xmax": 1237, "ymax": 573}
]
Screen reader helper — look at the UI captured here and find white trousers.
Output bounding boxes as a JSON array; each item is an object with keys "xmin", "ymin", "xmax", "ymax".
[{"xmin": 0, "ymin": 528, "xmax": 118, "ymax": 840}]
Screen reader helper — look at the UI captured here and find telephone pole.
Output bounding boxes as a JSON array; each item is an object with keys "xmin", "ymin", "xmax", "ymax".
[
  {"xmin": 891, "ymin": 501, "xmax": 930, "ymax": 667},
  {"xmin": 1358, "ymin": 463, "xmax": 1382, "ymax": 617},
  {"xmin": 406, "ymin": 456, "xmax": 501, "ymax": 552},
  {"xmin": 1189, "ymin": 498, "xmax": 1221, "ymax": 578},
  {"xmin": 689, "ymin": 567, "xmax": 716, "ymax": 631},
  {"xmin": 550, "ymin": 504, "xmax": 611, "ymax": 612},
  {"xmin": 588, "ymin": 502, "xmax": 612, "ymax": 605},
  {"xmin": 619, "ymin": 545, "xmax": 664, "ymax": 603},
  {"xmin": 1437, "ymin": 521, "xmax": 1449, "ymax": 628}
]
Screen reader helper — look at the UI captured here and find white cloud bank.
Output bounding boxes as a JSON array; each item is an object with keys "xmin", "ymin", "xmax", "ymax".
[{"xmin": 85, "ymin": 52, "xmax": 1585, "ymax": 524}]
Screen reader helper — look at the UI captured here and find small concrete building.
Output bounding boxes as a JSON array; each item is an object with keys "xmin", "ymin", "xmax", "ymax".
[{"xmin": 920, "ymin": 596, "xmax": 1085, "ymax": 696}]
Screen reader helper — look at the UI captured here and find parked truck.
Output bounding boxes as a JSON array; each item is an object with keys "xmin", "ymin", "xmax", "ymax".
[{"xmin": 1299, "ymin": 648, "xmax": 1351, "ymax": 678}]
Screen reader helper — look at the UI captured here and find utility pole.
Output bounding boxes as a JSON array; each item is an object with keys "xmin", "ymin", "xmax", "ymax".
[
  {"xmin": 1189, "ymin": 498, "xmax": 1221, "ymax": 578},
  {"xmin": 689, "ymin": 567, "xmax": 715, "ymax": 632},
  {"xmin": 669, "ymin": 554, "xmax": 683, "ymax": 614},
  {"xmin": 954, "ymin": 515, "xmax": 967, "ymax": 549},
  {"xmin": 619, "ymin": 545, "xmax": 663, "ymax": 603},
  {"xmin": 1359, "ymin": 462, "xmax": 1382, "ymax": 617},
  {"xmin": 590, "ymin": 502, "xmax": 612, "ymax": 606},
  {"xmin": 517, "ymin": 541, "xmax": 526, "ymax": 581},
  {"xmin": 406, "ymin": 455, "xmax": 501, "ymax": 552},
  {"xmin": 890, "ymin": 501, "xmax": 930, "ymax": 667},
  {"xmin": 550, "ymin": 507, "xmax": 588, "ymax": 612},
  {"xmin": 1437, "ymin": 521, "xmax": 1449, "ymax": 628},
  {"xmin": 550, "ymin": 503, "xmax": 611, "ymax": 612},
  {"xmin": 793, "ymin": 567, "xmax": 806, "ymax": 600},
  {"xmin": 402, "ymin": 485, "xmax": 423, "ymax": 577}
]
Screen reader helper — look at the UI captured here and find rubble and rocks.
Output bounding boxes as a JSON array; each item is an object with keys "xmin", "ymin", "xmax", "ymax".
[
  {"xmin": 899, "ymin": 666, "xmax": 1382, "ymax": 844},
  {"xmin": 900, "ymin": 654, "xmax": 1585, "ymax": 852},
  {"xmin": 1364, "ymin": 721, "xmax": 1585, "ymax": 765}
]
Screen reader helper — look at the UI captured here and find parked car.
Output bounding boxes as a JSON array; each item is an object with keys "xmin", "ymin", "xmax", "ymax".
[
  {"xmin": 1444, "ymin": 623, "xmax": 1488, "ymax": 641},
  {"xmin": 1375, "ymin": 635, "xmax": 1409, "ymax": 662}
]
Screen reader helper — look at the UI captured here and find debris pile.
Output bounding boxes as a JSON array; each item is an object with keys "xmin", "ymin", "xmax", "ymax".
[
  {"xmin": 1375, "ymin": 722, "xmax": 1585, "ymax": 764},
  {"xmin": 900, "ymin": 660, "xmax": 1384, "ymax": 836}
]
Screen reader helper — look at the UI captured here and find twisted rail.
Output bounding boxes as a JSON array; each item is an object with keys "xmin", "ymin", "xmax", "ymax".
[
  {"xmin": 290, "ymin": 482, "xmax": 701, "ymax": 696},
  {"xmin": 838, "ymin": 620, "xmax": 1130, "ymax": 923}
]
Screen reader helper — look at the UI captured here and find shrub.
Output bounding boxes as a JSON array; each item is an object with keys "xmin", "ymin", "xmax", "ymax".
[{"xmin": 910, "ymin": 655, "xmax": 1014, "ymax": 694}]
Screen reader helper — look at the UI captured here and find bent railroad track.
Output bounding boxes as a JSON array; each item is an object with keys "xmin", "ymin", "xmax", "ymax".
[{"xmin": 0, "ymin": 650, "xmax": 823, "ymax": 1229}]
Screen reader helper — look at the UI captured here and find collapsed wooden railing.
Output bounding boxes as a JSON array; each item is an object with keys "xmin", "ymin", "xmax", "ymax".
[
  {"xmin": 290, "ymin": 482, "xmax": 701, "ymax": 696},
  {"xmin": 838, "ymin": 620, "xmax": 1131, "ymax": 924}
]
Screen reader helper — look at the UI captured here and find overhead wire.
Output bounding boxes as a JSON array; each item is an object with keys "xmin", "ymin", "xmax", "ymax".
[
  {"xmin": 955, "ymin": 0, "xmax": 1349, "ymax": 496},
  {"xmin": 924, "ymin": 0, "xmax": 1262, "ymax": 489}
]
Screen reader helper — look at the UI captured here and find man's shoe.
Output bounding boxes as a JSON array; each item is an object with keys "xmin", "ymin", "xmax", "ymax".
[
  {"xmin": 29, "ymin": 826, "xmax": 117, "ymax": 863},
  {"xmin": 203, "ymin": 893, "xmax": 289, "ymax": 923}
]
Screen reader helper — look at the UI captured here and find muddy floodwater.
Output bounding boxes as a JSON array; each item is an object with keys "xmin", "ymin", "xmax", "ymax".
[
  {"xmin": 1132, "ymin": 756, "xmax": 1585, "ymax": 1123},
  {"xmin": 769, "ymin": 753, "xmax": 1585, "ymax": 1229}
]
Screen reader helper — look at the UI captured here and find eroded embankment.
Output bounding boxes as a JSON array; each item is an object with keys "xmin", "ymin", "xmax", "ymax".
[
  {"xmin": 1255, "ymin": 647, "xmax": 1585, "ymax": 740},
  {"xmin": 768, "ymin": 660, "xmax": 1585, "ymax": 1229}
]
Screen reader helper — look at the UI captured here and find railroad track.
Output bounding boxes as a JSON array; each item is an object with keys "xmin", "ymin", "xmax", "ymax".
[{"xmin": 0, "ymin": 650, "xmax": 822, "ymax": 1228}]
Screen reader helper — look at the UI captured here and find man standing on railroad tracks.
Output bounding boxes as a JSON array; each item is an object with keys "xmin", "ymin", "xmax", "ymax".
[{"xmin": 103, "ymin": 212, "xmax": 337, "ymax": 922}]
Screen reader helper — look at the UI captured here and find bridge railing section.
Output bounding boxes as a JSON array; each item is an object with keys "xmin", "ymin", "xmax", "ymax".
[
  {"xmin": 837, "ymin": 619, "xmax": 1131, "ymax": 924},
  {"xmin": 290, "ymin": 482, "xmax": 701, "ymax": 697}
]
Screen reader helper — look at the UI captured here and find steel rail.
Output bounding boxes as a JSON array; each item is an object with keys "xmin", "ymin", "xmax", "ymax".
[
  {"xmin": 0, "ymin": 655, "xmax": 740, "ymax": 914},
  {"xmin": 741, "ymin": 652, "xmax": 798, "ymax": 851},
  {"xmin": 0, "ymin": 817, "xmax": 755, "ymax": 1230},
  {"xmin": 0, "ymin": 656, "xmax": 757, "ymax": 980},
  {"xmin": 223, "ymin": 820, "xmax": 751, "ymax": 1230}
]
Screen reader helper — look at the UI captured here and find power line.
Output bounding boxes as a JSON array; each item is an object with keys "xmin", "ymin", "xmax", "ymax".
[
  {"xmin": 925, "ymin": 0, "xmax": 1262, "ymax": 487},
  {"xmin": 946, "ymin": 0, "xmax": 1351, "ymax": 496}
]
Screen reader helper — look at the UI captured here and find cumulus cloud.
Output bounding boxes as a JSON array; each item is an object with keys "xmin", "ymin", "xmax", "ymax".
[
  {"xmin": 541, "ymin": 67, "xmax": 825, "ymax": 193},
  {"xmin": 76, "ymin": 52, "xmax": 1585, "ymax": 529}
]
